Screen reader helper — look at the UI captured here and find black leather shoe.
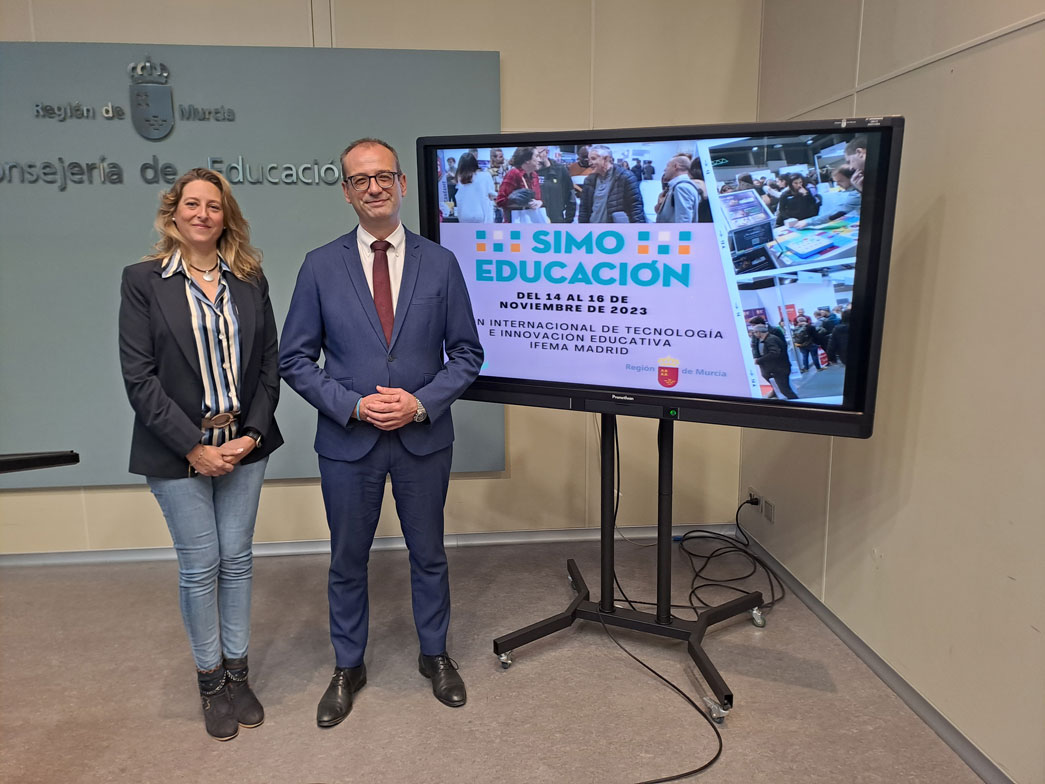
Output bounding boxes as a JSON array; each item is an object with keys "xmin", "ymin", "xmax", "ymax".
[
  {"xmin": 224, "ymin": 656, "xmax": 264, "ymax": 728},
  {"xmin": 418, "ymin": 653, "xmax": 466, "ymax": 707},
  {"xmin": 198, "ymin": 668, "xmax": 238, "ymax": 742},
  {"xmin": 317, "ymin": 664, "xmax": 367, "ymax": 727}
]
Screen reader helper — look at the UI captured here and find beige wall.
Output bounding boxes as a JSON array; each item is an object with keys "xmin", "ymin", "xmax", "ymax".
[
  {"xmin": 745, "ymin": 3, "xmax": 1045, "ymax": 783},
  {"xmin": 0, "ymin": 0, "xmax": 760, "ymax": 554}
]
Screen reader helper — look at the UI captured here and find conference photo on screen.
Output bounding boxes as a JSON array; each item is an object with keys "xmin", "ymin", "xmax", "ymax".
[{"xmin": 418, "ymin": 119, "xmax": 901, "ymax": 436}]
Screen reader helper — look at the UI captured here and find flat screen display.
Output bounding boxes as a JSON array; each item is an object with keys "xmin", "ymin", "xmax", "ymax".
[{"xmin": 416, "ymin": 118, "xmax": 903, "ymax": 437}]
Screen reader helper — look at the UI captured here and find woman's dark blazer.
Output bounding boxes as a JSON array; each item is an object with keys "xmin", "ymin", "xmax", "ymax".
[{"xmin": 119, "ymin": 259, "xmax": 283, "ymax": 478}]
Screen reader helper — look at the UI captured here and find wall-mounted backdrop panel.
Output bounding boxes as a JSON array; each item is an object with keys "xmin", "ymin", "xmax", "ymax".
[{"xmin": 0, "ymin": 42, "xmax": 504, "ymax": 488}]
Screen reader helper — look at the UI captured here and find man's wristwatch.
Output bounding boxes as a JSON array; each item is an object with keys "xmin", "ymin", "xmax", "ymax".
[
  {"xmin": 413, "ymin": 398, "xmax": 428, "ymax": 423},
  {"xmin": 243, "ymin": 428, "xmax": 263, "ymax": 448}
]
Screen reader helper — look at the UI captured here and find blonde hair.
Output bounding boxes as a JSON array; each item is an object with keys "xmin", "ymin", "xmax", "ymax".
[{"xmin": 144, "ymin": 167, "xmax": 262, "ymax": 281}]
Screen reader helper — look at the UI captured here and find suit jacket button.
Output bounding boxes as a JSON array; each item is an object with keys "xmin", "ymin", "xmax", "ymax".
[{"xmin": 388, "ymin": 355, "xmax": 394, "ymax": 362}]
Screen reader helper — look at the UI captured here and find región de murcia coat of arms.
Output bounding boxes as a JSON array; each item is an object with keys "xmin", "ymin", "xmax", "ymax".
[
  {"xmin": 658, "ymin": 356, "xmax": 680, "ymax": 388},
  {"xmin": 128, "ymin": 56, "xmax": 174, "ymax": 140}
]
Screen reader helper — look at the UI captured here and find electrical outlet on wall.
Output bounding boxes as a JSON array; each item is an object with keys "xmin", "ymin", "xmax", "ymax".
[
  {"xmin": 747, "ymin": 487, "xmax": 761, "ymax": 511},
  {"xmin": 763, "ymin": 498, "xmax": 776, "ymax": 524}
]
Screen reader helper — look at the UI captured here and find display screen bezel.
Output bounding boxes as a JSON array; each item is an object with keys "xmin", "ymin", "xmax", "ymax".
[{"xmin": 416, "ymin": 117, "xmax": 904, "ymax": 438}]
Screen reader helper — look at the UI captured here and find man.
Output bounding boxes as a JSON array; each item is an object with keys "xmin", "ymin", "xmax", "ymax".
[
  {"xmin": 816, "ymin": 306, "xmax": 840, "ymax": 363},
  {"xmin": 279, "ymin": 138, "xmax": 483, "ymax": 726},
  {"xmin": 488, "ymin": 147, "xmax": 506, "ymax": 185},
  {"xmin": 567, "ymin": 145, "xmax": 595, "ymax": 198},
  {"xmin": 488, "ymin": 148, "xmax": 507, "ymax": 221},
  {"xmin": 747, "ymin": 315, "xmax": 785, "ymax": 345},
  {"xmin": 578, "ymin": 145, "xmax": 647, "ymax": 223},
  {"xmin": 535, "ymin": 145, "xmax": 576, "ymax": 223},
  {"xmin": 845, "ymin": 135, "xmax": 867, "ymax": 192},
  {"xmin": 750, "ymin": 324, "xmax": 798, "ymax": 400},
  {"xmin": 567, "ymin": 145, "xmax": 593, "ymax": 178},
  {"xmin": 655, "ymin": 155, "xmax": 706, "ymax": 223}
]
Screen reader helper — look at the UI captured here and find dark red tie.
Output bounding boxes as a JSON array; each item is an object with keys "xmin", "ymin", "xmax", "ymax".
[{"xmin": 371, "ymin": 240, "xmax": 394, "ymax": 344}]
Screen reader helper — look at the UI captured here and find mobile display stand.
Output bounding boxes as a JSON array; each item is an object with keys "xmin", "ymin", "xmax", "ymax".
[{"xmin": 492, "ymin": 414, "xmax": 765, "ymax": 722}]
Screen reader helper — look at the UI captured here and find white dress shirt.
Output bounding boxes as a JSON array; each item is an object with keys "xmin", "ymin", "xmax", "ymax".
[{"xmin": 356, "ymin": 222, "xmax": 406, "ymax": 315}]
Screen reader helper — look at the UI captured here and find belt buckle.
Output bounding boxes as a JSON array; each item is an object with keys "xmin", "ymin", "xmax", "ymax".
[{"xmin": 208, "ymin": 412, "xmax": 236, "ymax": 428}]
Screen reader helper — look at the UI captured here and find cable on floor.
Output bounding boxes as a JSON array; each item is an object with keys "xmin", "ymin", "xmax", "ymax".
[
  {"xmin": 596, "ymin": 612, "xmax": 724, "ymax": 783},
  {"xmin": 596, "ymin": 417, "xmax": 726, "ymax": 781}
]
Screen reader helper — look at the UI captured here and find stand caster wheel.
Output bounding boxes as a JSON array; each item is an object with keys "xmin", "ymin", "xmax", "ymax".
[
  {"xmin": 497, "ymin": 651, "xmax": 514, "ymax": 669},
  {"xmin": 751, "ymin": 607, "xmax": 766, "ymax": 628},
  {"xmin": 568, "ymin": 577, "xmax": 577, "ymax": 593},
  {"xmin": 702, "ymin": 696, "xmax": 730, "ymax": 724}
]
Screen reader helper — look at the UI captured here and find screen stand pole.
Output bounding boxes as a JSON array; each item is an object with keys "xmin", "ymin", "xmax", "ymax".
[
  {"xmin": 599, "ymin": 413, "xmax": 616, "ymax": 613},
  {"xmin": 656, "ymin": 418, "xmax": 673, "ymax": 624},
  {"xmin": 492, "ymin": 413, "xmax": 765, "ymax": 716}
]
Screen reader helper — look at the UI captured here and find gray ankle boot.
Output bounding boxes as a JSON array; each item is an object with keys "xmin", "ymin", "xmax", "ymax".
[
  {"xmin": 224, "ymin": 656, "xmax": 264, "ymax": 728},
  {"xmin": 197, "ymin": 666, "xmax": 238, "ymax": 741}
]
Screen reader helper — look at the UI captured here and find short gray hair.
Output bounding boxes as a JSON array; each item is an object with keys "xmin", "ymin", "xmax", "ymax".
[{"xmin": 340, "ymin": 137, "xmax": 401, "ymax": 179}]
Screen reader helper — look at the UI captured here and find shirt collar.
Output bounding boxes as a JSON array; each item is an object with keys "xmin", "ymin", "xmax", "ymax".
[
  {"xmin": 161, "ymin": 248, "xmax": 230, "ymax": 279},
  {"xmin": 358, "ymin": 223, "xmax": 405, "ymax": 256}
]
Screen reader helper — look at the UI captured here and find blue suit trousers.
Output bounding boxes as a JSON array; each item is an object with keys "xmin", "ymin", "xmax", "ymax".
[{"xmin": 319, "ymin": 434, "xmax": 452, "ymax": 668}]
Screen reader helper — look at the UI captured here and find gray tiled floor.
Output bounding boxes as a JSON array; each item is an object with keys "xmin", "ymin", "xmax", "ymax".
[{"xmin": 0, "ymin": 538, "xmax": 982, "ymax": 783}]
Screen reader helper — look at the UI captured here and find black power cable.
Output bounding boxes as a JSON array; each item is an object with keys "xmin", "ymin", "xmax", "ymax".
[
  {"xmin": 600, "ymin": 417, "xmax": 791, "ymax": 780},
  {"xmin": 597, "ymin": 418, "xmax": 725, "ymax": 782},
  {"xmin": 677, "ymin": 501, "xmax": 787, "ymax": 618},
  {"xmin": 596, "ymin": 613, "xmax": 723, "ymax": 783}
]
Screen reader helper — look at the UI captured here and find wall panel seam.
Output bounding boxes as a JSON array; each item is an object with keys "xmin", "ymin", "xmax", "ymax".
[
  {"xmin": 854, "ymin": 0, "xmax": 865, "ymax": 95},
  {"xmin": 856, "ymin": 12, "xmax": 1045, "ymax": 95},
  {"xmin": 588, "ymin": 0, "xmax": 596, "ymax": 130},
  {"xmin": 782, "ymin": 90, "xmax": 857, "ymax": 122},
  {"xmin": 784, "ymin": 12, "xmax": 1045, "ymax": 121},
  {"xmin": 755, "ymin": 0, "xmax": 764, "ymax": 121}
]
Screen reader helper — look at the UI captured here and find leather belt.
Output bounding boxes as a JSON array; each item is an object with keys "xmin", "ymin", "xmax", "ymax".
[{"xmin": 201, "ymin": 412, "xmax": 239, "ymax": 429}]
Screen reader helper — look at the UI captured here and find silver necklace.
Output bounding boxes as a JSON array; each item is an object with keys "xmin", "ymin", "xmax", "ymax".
[{"xmin": 188, "ymin": 261, "xmax": 219, "ymax": 282}]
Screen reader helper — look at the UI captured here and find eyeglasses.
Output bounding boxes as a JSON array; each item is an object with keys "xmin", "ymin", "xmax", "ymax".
[{"xmin": 343, "ymin": 171, "xmax": 401, "ymax": 191}]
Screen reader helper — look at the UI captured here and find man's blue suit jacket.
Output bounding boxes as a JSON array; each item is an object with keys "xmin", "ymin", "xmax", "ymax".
[{"xmin": 278, "ymin": 227, "xmax": 483, "ymax": 462}]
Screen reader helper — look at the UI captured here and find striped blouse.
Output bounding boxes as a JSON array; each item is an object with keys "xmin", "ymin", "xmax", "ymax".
[{"xmin": 161, "ymin": 251, "xmax": 242, "ymax": 446}]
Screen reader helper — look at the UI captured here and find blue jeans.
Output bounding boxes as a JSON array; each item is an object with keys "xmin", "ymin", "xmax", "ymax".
[
  {"xmin": 147, "ymin": 457, "xmax": 268, "ymax": 671},
  {"xmin": 799, "ymin": 344, "xmax": 821, "ymax": 370}
]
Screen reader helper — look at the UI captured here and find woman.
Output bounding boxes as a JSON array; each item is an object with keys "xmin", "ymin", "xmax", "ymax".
[
  {"xmin": 495, "ymin": 146, "xmax": 542, "ymax": 222},
  {"xmin": 775, "ymin": 172, "xmax": 820, "ymax": 227},
  {"xmin": 452, "ymin": 152, "xmax": 496, "ymax": 223},
  {"xmin": 796, "ymin": 166, "xmax": 862, "ymax": 228},
  {"xmin": 444, "ymin": 156, "xmax": 458, "ymax": 205},
  {"xmin": 119, "ymin": 168, "xmax": 282, "ymax": 741}
]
